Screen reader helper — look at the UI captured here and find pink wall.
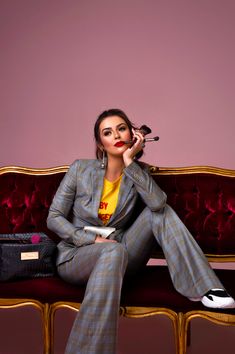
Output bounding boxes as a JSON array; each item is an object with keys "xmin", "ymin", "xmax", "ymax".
[
  {"xmin": 1, "ymin": 3, "xmax": 235, "ymax": 353},
  {"xmin": 1, "ymin": 0, "xmax": 235, "ymax": 168}
]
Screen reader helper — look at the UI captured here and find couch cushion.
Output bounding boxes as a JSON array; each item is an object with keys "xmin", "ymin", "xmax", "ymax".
[
  {"xmin": 121, "ymin": 267, "xmax": 235, "ymax": 314},
  {"xmin": 0, "ymin": 267, "xmax": 234, "ymax": 314}
]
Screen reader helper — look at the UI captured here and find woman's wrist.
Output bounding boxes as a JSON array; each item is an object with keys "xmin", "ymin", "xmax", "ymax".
[{"xmin": 123, "ymin": 156, "xmax": 133, "ymax": 167}]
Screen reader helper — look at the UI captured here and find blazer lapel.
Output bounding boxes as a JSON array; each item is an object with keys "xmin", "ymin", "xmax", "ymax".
[
  {"xmin": 107, "ymin": 173, "xmax": 134, "ymax": 225},
  {"xmin": 91, "ymin": 166, "xmax": 106, "ymax": 224},
  {"xmin": 89, "ymin": 162, "xmax": 134, "ymax": 227}
]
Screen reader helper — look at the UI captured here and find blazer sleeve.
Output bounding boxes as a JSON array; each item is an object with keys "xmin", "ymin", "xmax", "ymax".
[
  {"xmin": 47, "ymin": 160, "xmax": 96, "ymax": 247},
  {"xmin": 123, "ymin": 161, "xmax": 167, "ymax": 211}
]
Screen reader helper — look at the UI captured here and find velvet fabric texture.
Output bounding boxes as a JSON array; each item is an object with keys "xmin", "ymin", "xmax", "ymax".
[
  {"xmin": 156, "ymin": 174, "xmax": 235, "ymax": 255},
  {"xmin": 0, "ymin": 173, "xmax": 63, "ymax": 242},
  {"xmin": 0, "ymin": 171, "xmax": 235, "ymax": 255}
]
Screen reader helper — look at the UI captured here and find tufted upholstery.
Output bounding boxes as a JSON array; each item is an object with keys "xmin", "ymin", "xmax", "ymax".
[
  {"xmin": 1, "ymin": 168, "xmax": 235, "ymax": 257},
  {"xmin": 0, "ymin": 165, "xmax": 235, "ymax": 354},
  {"xmin": 155, "ymin": 173, "xmax": 235, "ymax": 256},
  {"xmin": 0, "ymin": 172, "xmax": 64, "ymax": 242}
]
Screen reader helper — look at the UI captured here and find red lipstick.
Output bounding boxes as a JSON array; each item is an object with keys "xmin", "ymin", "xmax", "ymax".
[{"xmin": 114, "ymin": 141, "xmax": 125, "ymax": 147}]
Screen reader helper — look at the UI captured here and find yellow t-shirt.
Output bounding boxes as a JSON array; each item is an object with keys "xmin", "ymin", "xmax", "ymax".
[{"xmin": 98, "ymin": 175, "xmax": 123, "ymax": 224}]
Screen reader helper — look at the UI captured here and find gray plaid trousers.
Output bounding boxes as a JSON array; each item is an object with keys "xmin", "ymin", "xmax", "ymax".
[{"xmin": 58, "ymin": 205, "xmax": 222, "ymax": 354}]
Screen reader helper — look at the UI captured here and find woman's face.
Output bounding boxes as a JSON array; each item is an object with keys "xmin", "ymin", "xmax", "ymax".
[{"xmin": 98, "ymin": 115, "xmax": 132, "ymax": 158}]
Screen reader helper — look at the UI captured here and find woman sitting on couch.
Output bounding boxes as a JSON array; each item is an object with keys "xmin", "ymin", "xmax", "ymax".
[{"xmin": 47, "ymin": 108, "xmax": 235, "ymax": 354}]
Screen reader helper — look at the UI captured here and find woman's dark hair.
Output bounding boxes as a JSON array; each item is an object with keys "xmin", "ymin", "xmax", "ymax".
[{"xmin": 94, "ymin": 108, "xmax": 143, "ymax": 160}]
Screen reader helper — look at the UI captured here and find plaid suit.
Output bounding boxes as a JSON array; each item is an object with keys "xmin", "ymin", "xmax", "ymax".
[{"xmin": 47, "ymin": 159, "xmax": 223, "ymax": 354}]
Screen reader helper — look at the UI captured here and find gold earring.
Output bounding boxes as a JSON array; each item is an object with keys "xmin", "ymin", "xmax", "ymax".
[{"xmin": 101, "ymin": 150, "xmax": 105, "ymax": 169}]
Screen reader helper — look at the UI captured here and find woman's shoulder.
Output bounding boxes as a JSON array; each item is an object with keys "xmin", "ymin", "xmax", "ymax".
[{"xmin": 70, "ymin": 159, "xmax": 100, "ymax": 170}]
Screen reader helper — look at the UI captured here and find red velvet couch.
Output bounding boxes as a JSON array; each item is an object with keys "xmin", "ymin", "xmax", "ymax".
[{"xmin": 0, "ymin": 164, "xmax": 235, "ymax": 354}]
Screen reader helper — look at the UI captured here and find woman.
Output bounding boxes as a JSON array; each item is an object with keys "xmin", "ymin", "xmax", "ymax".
[{"xmin": 47, "ymin": 108, "xmax": 235, "ymax": 354}]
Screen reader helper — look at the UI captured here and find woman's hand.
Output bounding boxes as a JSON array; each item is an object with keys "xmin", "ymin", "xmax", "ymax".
[
  {"xmin": 95, "ymin": 235, "xmax": 117, "ymax": 243},
  {"xmin": 123, "ymin": 129, "xmax": 145, "ymax": 167}
]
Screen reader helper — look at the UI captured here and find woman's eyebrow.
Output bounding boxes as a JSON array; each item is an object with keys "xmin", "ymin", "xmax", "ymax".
[
  {"xmin": 102, "ymin": 123, "xmax": 126, "ymax": 133},
  {"xmin": 102, "ymin": 127, "xmax": 111, "ymax": 132}
]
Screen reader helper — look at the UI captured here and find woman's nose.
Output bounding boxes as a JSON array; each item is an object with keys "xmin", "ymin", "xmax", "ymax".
[{"xmin": 114, "ymin": 130, "xmax": 120, "ymax": 139}]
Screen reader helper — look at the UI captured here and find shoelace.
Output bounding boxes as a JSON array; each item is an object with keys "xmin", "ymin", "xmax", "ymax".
[{"xmin": 204, "ymin": 289, "xmax": 229, "ymax": 301}]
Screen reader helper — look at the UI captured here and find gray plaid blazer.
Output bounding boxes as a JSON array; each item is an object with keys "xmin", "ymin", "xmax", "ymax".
[{"xmin": 47, "ymin": 159, "xmax": 167, "ymax": 266}]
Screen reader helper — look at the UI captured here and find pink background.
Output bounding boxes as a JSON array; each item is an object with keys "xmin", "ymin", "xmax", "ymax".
[
  {"xmin": 1, "ymin": 0, "xmax": 235, "ymax": 169},
  {"xmin": 0, "ymin": 1, "xmax": 235, "ymax": 353}
]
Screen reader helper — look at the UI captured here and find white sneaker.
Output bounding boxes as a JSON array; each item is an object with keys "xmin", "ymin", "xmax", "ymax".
[{"xmin": 201, "ymin": 288, "xmax": 235, "ymax": 309}]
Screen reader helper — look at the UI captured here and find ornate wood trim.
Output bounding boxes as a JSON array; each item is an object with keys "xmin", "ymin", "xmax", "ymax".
[
  {"xmin": 179, "ymin": 310, "xmax": 235, "ymax": 354},
  {"xmin": 49, "ymin": 303, "xmax": 180, "ymax": 354},
  {"xmin": 121, "ymin": 306, "xmax": 180, "ymax": 354},
  {"xmin": 0, "ymin": 298, "xmax": 49, "ymax": 354},
  {"xmin": 149, "ymin": 165, "xmax": 235, "ymax": 177},
  {"xmin": 48, "ymin": 302, "xmax": 81, "ymax": 354},
  {"xmin": 0, "ymin": 297, "xmax": 43, "ymax": 310},
  {"xmin": 206, "ymin": 255, "xmax": 235, "ymax": 262},
  {"xmin": 1, "ymin": 164, "xmax": 235, "ymax": 177},
  {"xmin": 0, "ymin": 165, "xmax": 69, "ymax": 175},
  {"xmin": 184, "ymin": 310, "xmax": 235, "ymax": 327}
]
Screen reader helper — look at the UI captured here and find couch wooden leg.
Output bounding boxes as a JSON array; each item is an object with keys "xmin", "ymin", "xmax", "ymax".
[
  {"xmin": 178, "ymin": 312, "xmax": 187, "ymax": 354},
  {"xmin": 49, "ymin": 304, "xmax": 55, "ymax": 354},
  {"xmin": 43, "ymin": 303, "xmax": 51, "ymax": 354},
  {"xmin": 48, "ymin": 302, "xmax": 81, "ymax": 354}
]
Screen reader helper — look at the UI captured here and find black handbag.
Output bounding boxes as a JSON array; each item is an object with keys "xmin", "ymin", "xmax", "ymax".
[{"xmin": 0, "ymin": 232, "xmax": 57, "ymax": 281}]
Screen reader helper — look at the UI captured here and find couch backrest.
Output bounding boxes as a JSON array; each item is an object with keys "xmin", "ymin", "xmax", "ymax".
[
  {"xmin": 150, "ymin": 166, "xmax": 235, "ymax": 260},
  {"xmin": 0, "ymin": 166, "xmax": 67, "ymax": 243},
  {"xmin": 0, "ymin": 165, "xmax": 235, "ymax": 261}
]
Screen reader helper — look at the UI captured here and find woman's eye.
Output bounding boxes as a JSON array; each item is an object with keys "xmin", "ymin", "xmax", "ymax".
[
  {"xmin": 119, "ymin": 126, "xmax": 126, "ymax": 132},
  {"xmin": 103, "ymin": 131, "xmax": 111, "ymax": 136}
]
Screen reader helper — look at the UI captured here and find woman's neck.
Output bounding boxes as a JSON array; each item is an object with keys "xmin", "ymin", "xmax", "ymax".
[{"xmin": 105, "ymin": 156, "xmax": 125, "ymax": 182}]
